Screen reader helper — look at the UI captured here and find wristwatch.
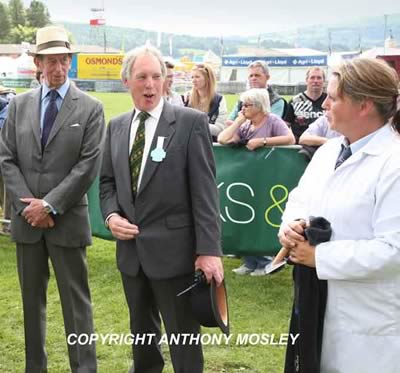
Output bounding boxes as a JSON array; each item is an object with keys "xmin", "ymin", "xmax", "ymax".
[
  {"xmin": 263, "ymin": 137, "xmax": 267, "ymax": 147},
  {"xmin": 42, "ymin": 200, "xmax": 52, "ymax": 214}
]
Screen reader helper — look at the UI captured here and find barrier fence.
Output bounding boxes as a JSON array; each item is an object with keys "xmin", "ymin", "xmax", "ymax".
[{"xmin": 87, "ymin": 145, "xmax": 307, "ymax": 256}]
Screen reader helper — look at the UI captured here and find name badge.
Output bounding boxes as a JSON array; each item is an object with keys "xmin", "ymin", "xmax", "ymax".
[{"xmin": 150, "ymin": 136, "xmax": 166, "ymax": 162}]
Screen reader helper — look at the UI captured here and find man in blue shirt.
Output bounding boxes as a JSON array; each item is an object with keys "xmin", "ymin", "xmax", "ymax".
[
  {"xmin": 226, "ymin": 60, "xmax": 286, "ymax": 125},
  {"xmin": 0, "ymin": 26, "xmax": 105, "ymax": 372}
]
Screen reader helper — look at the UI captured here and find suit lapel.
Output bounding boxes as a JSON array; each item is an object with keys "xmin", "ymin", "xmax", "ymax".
[
  {"xmin": 29, "ymin": 88, "xmax": 42, "ymax": 151},
  {"xmin": 138, "ymin": 102, "xmax": 176, "ymax": 196},
  {"xmin": 117, "ymin": 111, "xmax": 135, "ymax": 197},
  {"xmin": 45, "ymin": 84, "xmax": 78, "ymax": 148}
]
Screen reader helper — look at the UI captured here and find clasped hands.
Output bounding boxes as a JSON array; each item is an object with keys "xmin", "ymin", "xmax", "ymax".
[
  {"xmin": 278, "ymin": 219, "xmax": 316, "ymax": 268},
  {"xmin": 20, "ymin": 198, "xmax": 54, "ymax": 228}
]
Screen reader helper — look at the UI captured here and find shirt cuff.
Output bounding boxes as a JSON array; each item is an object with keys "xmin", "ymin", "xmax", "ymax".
[
  {"xmin": 105, "ymin": 213, "xmax": 119, "ymax": 228},
  {"xmin": 43, "ymin": 200, "xmax": 57, "ymax": 215}
]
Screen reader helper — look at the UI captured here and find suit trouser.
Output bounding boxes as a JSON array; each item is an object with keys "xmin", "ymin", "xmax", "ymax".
[
  {"xmin": 17, "ymin": 239, "xmax": 97, "ymax": 373},
  {"xmin": 121, "ymin": 269, "xmax": 203, "ymax": 373}
]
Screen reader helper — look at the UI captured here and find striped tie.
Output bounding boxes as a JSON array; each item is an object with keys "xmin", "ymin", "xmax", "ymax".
[
  {"xmin": 130, "ymin": 111, "xmax": 150, "ymax": 196},
  {"xmin": 335, "ymin": 144, "xmax": 352, "ymax": 169}
]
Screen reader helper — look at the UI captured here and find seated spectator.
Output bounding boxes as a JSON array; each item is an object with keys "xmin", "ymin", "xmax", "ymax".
[
  {"xmin": 218, "ymin": 88, "xmax": 294, "ymax": 150},
  {"xmin": 299, "ymin": 115, "xmax": 341, "ymax": 146},
  {"xmin": 219, "ymin": 88, "xmax": 294, "ymax": 275},
  {"xmin": 163, "ymin": 61, "xmax": 184, "ymax": 107},
  {"xmin": 298, "ymin": 115, "xmax": 341, "ymax": 161},
  {"xmin": 184, "ymin": 63, "xmax": 228, "ymax": 141},
  {"xmin": 226, "ymin": 60, "xmax": 287, "ymax": 126}
]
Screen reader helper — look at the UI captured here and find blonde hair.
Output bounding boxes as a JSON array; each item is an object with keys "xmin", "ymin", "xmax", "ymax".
[
  {"xmin": 188, "ymin": 63, "xmax": 216, "ymax": 113},
  {"xmin": 333, "ymin": 58, "xmax": 400, "ymax": 132}
]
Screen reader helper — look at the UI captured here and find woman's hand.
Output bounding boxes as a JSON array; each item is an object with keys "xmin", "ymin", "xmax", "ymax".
[
  {"xmin": 246, "ymin": 138, "xmax": 262, "ymax": 151},
  {"xmin": 288, "ymin": 240, "xmax": 316, "ymax": 268},
  {"xmin": 278, "ymin": 219, "xmax": 307, "ymax": 249}
]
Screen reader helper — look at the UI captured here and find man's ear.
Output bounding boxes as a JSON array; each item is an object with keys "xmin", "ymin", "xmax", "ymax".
[{"xmin": 33, "ymin": 56, "xmax": 41, "ymax": 69}]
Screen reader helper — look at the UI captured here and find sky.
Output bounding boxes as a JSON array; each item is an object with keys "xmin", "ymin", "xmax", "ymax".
[{"xmin": 25, "ymin": 0, "xmax": 400, "ymax": 37}]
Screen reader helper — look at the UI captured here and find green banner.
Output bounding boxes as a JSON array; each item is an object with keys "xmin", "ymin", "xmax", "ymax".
[
  {"xmin": 215, "ymin": 145, "xmax": 307, "ymax": 255},
  {"xmin": 87, "ymin": 146, "xmax": 307, "ymax": 255}
]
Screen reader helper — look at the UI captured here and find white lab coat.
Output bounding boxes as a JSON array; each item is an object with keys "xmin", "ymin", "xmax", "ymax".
[{"xmin": 281, "ymin": 124, "xmax": 400, "ymax": 373}]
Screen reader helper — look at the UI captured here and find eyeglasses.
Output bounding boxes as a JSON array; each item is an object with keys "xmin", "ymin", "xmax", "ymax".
[{"xmin": 243, "ymin": 103, "xmax": 254, "ymax": 108}]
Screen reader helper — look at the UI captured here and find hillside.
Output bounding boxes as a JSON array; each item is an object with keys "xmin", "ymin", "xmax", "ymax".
[{"xmin": 59, "ymin": 14, "xmax": 400, "ymax": 57}]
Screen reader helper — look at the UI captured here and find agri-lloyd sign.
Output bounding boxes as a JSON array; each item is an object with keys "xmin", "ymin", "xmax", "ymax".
[{"xmin": 223, "ymin": 55, "xmax": 327, "ymax": 67}]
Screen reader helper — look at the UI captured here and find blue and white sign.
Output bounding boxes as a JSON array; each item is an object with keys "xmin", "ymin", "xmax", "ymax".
[
  {"xmin": 68, "ymin": 54, "xmax": 78, "ymax": 79},
  {"xmin": 223, "ymin": 55, "xmax": 327, "ymax": 67}
]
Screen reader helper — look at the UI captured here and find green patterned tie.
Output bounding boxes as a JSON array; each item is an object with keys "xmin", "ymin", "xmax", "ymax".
[{"xmin": 130, "ymin": 111, "xmax": 150, "ymax": 196}]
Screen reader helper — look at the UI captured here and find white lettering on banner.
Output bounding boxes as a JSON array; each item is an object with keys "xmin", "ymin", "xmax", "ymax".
[
  {"xmin": 224, "ymin": 183, "xmax": 255, "ymax": 224},
  {"xmin": 217, "ymin": 182, "xmax": 227, "ymax": 222}
]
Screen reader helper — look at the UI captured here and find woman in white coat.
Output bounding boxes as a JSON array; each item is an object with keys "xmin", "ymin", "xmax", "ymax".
[{"xmin": 279, "ymin": 57, "xmax": 400, "ymax": 373}]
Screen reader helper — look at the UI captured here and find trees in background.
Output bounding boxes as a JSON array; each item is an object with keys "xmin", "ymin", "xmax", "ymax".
[{"xmin": 0, "ymin": 0, "xmax": 51, "ymax": 43}]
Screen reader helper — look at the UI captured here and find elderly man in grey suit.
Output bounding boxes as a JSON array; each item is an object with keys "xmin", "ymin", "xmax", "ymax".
[
  {"xmin": 0, "ymin": 26, "xmax": 105, "ymax": 373},
  {"xmin": 100, "ymin": 45, "xmax": 223, "ymax": 373}
]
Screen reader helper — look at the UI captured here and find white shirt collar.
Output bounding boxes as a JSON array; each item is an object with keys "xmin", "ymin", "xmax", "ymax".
[
  {"xmin": 133, "ymin": 97, "xmax": 164, "ymax": 122},
  {"xmin": 41, "ymin": 79, "xmax": 70, "ymax": 101}
]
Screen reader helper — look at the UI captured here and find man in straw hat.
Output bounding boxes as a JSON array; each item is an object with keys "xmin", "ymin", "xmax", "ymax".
[{"xmin": 0, "ymin": 26, "xmax": 105, "ymax": 372}]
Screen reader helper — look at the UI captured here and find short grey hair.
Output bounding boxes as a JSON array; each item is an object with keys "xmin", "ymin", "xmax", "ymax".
[
  {"xmin": 248, "ymin": 60, "xmax": 270, "ymax": 76},
  {"xmin": 240, "ymin": 88, "xmax": 271, "ymax": 114},
  {"xmin": 121, "ymin": 45, "xmax": 166, "ymax": 81}
]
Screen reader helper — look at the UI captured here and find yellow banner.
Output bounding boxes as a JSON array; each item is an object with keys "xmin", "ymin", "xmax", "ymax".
[{"xmin": 77, "ymin": 54, "xmax": 123, "ymax": 80}]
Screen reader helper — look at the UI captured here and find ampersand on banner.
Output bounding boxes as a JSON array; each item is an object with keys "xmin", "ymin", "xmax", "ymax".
[{"xmin": 264, "ymin": 185, "xmax": 289, "ymax": 228}]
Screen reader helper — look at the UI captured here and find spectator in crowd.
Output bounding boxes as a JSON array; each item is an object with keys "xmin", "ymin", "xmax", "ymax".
[
  {"xmin": 285, "ymin": 67, "xmax": 327, "ymax": 143},
  {"xmin": 0, "ymin": 85, "xmax": 16, "ymax": 128},
  {"xmin": 279, "ymin": 58, "xmax": 400, "ymax": 373},
  {"xmin": 218, "ymin": 88, "xmax": 294, "ymax": 276},
  {"xmin": 227, "ymin": 60, "xmax": 286, "ymax": 124},
  {"xmin": 0, "ymin": 85, "xmax": 16, "ymax": 231},
  {"xmin": 163, "ymin": 60, "xmax": 184, "ymax": 107},
  {"xmin": 184, "ymin": 63, "xmax": 228, "ymax": 141},
  {"xmin": 30, "ymin": 70, "xmax": 44, "ymax": 89},
  {"xmin": 0, "ymin": 26, "xmax": 105, "ymax": 372},
  {"xmin": 299, "ymin": 115, "xmax": 340, "ymax": 147},
  {"xmin": 297, "ymin": 115, "xmax": 341, "ymax": 160},
  {"xmin": 99, "ymin": 45, "xmax": 223, "ymax": 373}
]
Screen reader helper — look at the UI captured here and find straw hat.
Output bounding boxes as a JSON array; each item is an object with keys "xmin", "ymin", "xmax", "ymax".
[
  {"xmin": 0, "ymin": 85, "xmax": 16, "ymax": 95},
  {"xmin": 29, "ymin": 26, "xmax": 77, "ymax": 55}
]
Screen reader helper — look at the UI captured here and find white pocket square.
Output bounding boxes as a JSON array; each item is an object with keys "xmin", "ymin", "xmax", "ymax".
[{"xmin": 70, "ymin": 123, "xmax": 81, "ymax": 127}]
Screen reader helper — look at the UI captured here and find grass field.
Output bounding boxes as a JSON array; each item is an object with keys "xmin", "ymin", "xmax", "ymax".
[{"xmin": 0, "ymin": 90, "xmax": 294, "ymax": 372}]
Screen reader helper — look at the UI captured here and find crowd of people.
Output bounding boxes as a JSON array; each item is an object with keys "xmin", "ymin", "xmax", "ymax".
[{"xmin": 1, "ymin": 24, "xmax": 399, "ymax": 373}]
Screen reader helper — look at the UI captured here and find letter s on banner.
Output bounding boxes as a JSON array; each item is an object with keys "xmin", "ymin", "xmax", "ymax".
[{"xmin": 225, "ymin": 183, "xmax": 255, "ymax": 224}]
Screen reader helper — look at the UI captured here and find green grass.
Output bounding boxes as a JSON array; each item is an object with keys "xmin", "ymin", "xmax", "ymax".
[{"xmin": 0, "ymin": 235, "xmax": 293, "ymax": 372}]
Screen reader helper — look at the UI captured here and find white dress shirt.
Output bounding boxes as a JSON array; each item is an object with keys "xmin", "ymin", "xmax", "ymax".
[{"xmin": 129, "ymin": 98, "xmax": 164, "ymax": 190}]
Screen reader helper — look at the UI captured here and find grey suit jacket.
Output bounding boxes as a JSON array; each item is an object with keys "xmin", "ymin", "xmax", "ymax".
[
  {"xmin": 0, "ymin": 84, "xmax": 105, "ymax": 247},
  {"xmin": 100, "ymin": 101, "xmax": 222, "ymax": 279}
]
